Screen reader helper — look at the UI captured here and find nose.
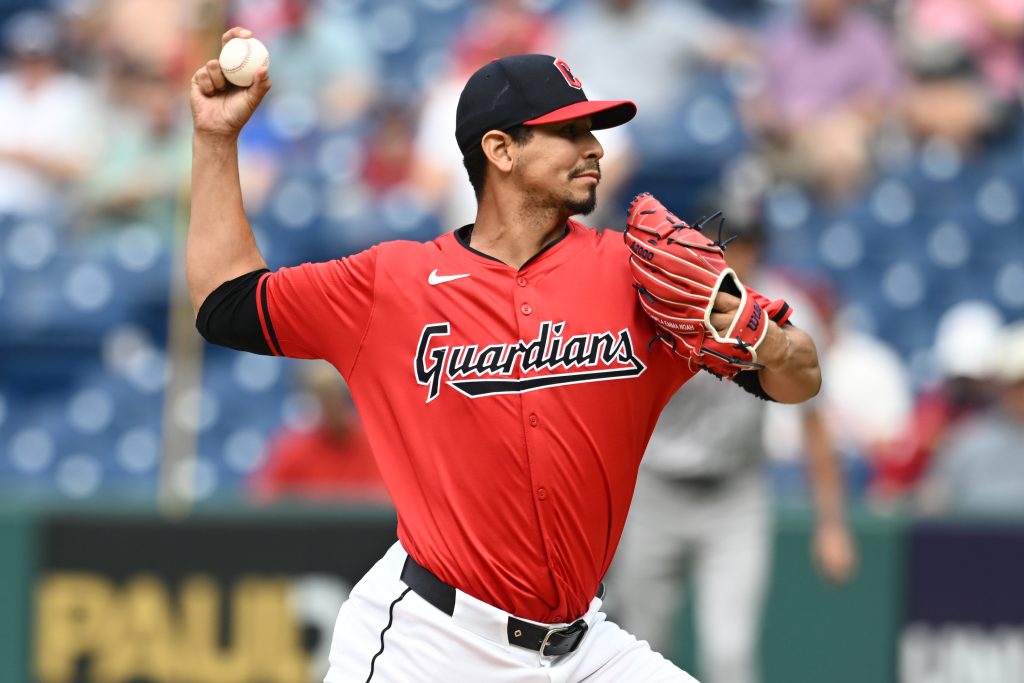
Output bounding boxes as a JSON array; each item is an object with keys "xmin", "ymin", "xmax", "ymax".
[{"xmin": 583, "ymin": 131, "xmax": 604, "ymax": 160}]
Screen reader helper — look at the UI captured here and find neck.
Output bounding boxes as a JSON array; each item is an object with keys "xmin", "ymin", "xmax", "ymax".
[{"xmin": 470, "ymin": 194, "xmax": 571, "ymax": 269}]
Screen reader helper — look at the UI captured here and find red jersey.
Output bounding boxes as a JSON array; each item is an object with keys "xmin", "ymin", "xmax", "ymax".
[{"xmin": 256, "ymin": 220, "xmax": 694, "ymax": 622}]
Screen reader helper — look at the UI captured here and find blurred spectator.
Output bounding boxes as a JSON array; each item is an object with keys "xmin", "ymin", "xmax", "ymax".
[
  {"xmin": 744, "ymin": 0, "xmax": 904, "ymax": 201},
  {"xmin": 612, "ymin": 207, "xmax": 855, "ymax": 683},
  {"xmin": 917, "ymin": 322, "xmax": 1024, "ymax": 516},
  {"xmin": 764, "ymin": 279, "xmax": 914, "ymax": 499},
  {"xmin": 359, "ymin": 97, "xmax": 418, "ymax": 195},
  {"xmin": 92, "ymin": 0, "xmax": 190, "ymax": 75},
  {"xmin": 249, "ymin": 361, "xmax": 389, "ymax": 502},
  {"xmin": 0, "ymin": 9, "xmax": 99, "ymax": 219},
  {"xmin": 78, "ymin": 58, "xmax": 190, "ymax": 233},
  {"xmin": 411, "ymin": 0, "xmax": 635, "ymax": 230},
  {"xmin": 261, "ymin": 0, "xmax": 380, "ymax": 131},
  {"xmin": 811, "ymin": 286, "xmax": 917, "ymax": 466},
  {"xmin": 556, "ymin": 0, "xmax": 746, "ymax": 131},
  {"xmin": 871, "ymin": 301, "xmax": 1001, "ymax": 500},
  {"xmin": 227, "ymin": 0, "xmax": 381, "ymax": 212},
  {"xmin": 452, "ymin": 0, "xmax": 556, "ymax": 69},
  {"xmin": 898, "ymin": 0, "xmax": 1024, "ymax": 148}
]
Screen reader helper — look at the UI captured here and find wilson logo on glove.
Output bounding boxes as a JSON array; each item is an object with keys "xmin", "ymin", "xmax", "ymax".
[
  {"xmin": 623, "ymin": 193, "xmax": 792, "ymax": 380},
  {"xmin": 747, "ymin": 302, "xmax": 763, "ymax": 332}
]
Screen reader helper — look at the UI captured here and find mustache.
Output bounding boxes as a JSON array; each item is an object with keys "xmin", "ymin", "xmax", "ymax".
[{"xmin": 570, "ymin": 161, "xmax": 601, "ymax": 178}]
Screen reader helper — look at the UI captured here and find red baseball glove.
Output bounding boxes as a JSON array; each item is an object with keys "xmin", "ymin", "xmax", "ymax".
[{"xmin": 623, "ymin": 192, "xmax": 793, "ymax": 379}]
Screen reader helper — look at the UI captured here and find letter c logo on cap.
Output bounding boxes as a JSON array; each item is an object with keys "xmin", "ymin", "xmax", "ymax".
[{"xmin": 554, "ymin": 58, "xmax": 582, "ymax": 90}]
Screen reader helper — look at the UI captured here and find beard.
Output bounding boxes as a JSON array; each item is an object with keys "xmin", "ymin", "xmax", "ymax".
[
  {"xmin": 564, "ymin": 185, "xmax": 598, "ymax": 215},
  {"xmin": 565, "ymin": 160, "xmax": 600, "ymax": 215},
  {"xmin": 517, "ymin": 162, "xmax": 600, "ymax": 216}
]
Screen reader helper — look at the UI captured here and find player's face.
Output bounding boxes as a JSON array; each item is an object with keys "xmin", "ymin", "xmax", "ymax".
[{"xmin": 514, "ymin": 117, "xmax": 604, "ymax": 216}]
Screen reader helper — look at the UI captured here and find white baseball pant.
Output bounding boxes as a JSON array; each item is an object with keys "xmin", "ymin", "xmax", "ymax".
[{"xmin": 324, "ymin": 541, "xmax": 699, "ymax": 682}]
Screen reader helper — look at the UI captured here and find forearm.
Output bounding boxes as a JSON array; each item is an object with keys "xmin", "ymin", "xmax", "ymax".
[
  {"xmin": 803, "ymin": 409, "xmax": 847, "ymax": 526},
  {"xmin": 756, "ymin": 323, "xmax": 821, "ymax": 403},
  {"xmin": 186, "ymin": 133, "xmax": 267, "ymax": 314}
]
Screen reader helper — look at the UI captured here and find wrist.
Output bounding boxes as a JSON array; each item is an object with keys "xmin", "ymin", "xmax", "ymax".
[
  {"xmin": 757, "ymin": 321, "xmax": 790, "ymax": 370},
  {"xmin": 193, "ymin": 130, "xmax": 240, "ymax": 148}
]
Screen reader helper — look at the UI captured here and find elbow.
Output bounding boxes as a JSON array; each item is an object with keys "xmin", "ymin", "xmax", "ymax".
[
  {"xmin": 779, "ymin": 325, "xmax": 822, "ymax": 403},
  {"xmin": 804, "ymin": 363, "xmax": 823, "ymax": 401},
  {"xmin": 184, "ymin": 267, "xmax": 209, "ymax": 320},
  {"xmin": 762, "ymin": 358, "xmax": 822, "ymax": 405},
  {"xmin": 194, "ymin": 294, "xmax": 214, "ymax": 344},
  {"xmin": 788, "ymin": 362, "xmax": 823, "ymax": 404}
]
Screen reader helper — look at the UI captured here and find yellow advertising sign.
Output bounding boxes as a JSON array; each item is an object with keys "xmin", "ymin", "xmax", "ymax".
[{"xmin": 36, "ymin": 572, "xmax": 322, "ymax": 683}]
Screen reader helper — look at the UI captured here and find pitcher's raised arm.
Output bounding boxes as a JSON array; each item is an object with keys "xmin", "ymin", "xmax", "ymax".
[{"xmin": 186, "ymin": 27, "xmax": 272, "ymax": 314}]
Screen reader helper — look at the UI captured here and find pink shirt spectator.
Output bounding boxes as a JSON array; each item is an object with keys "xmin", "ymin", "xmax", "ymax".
[
  {"xmin": 910, "ymin": 0, "xmax": 1024, "ymax": 99},
  {"xmin": 763, "ymin": 9, "xmax": 904, "ymax": 127}
]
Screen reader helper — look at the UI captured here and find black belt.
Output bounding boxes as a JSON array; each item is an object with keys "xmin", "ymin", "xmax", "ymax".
[
  {"xmin": 670, "ymin": 473, "xmax": 731, "ymax": 493},
  {"xmin": 400, "ymin": 555, "xmax": 591, "ymax": 657}
]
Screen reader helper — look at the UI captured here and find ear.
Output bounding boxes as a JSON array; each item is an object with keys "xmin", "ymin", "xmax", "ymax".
[{"xmin": 481, "ymin": 130, "xmax": 515, "ymax": 174}]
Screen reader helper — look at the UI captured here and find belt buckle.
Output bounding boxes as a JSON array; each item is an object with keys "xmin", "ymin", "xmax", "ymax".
[{"xmin": 539, "ymin": 618, "xmax": 588, "ymax": 657}]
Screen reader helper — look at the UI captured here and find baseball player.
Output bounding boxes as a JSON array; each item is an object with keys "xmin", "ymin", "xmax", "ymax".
[{"xmin": 188, "ymin": 27, "xmax": 821, "ymax": 682}]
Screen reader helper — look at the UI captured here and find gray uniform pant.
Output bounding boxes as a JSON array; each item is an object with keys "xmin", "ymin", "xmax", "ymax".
[{"xmin": 610, "ymin": 467, "xmax": 772, "ymax": 683}]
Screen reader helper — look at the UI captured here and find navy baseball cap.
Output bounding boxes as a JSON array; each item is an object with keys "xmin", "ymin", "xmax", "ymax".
[{"xmin": 455, "ymin": 54, "xmax": 637, "ymax": 156}]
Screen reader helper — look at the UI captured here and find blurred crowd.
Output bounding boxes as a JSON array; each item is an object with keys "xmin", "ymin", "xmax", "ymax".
[{"xmin": 1, "ymin": 0, "xmax": 1023, "ymax": 517}]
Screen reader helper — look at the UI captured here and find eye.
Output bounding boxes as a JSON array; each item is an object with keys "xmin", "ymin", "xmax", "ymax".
[{"xmin": 560, "ymin": 124, "xmax": 578, "ymax": 138}]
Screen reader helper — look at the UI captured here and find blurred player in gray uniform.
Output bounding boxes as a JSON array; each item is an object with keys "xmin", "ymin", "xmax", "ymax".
[{"xmin": 611, "ymin": 210, "xmax": 857, "ymax": 683}]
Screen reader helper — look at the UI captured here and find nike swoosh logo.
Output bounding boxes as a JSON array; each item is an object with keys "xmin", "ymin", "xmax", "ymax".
[{"xmin": 428, "ymin": 269, "xmax": 471, "ymax": 285}]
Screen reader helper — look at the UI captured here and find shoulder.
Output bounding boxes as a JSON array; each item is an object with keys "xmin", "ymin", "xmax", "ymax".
[
  {"xmin": 571, "ymin": 221, "xmax": 625, "ymax": 251},
  {"xmin": 273, "ymin": 238, "xmax": 439, "ymax": 283},
  {"xmin": 377, "ymin": 236, "xmax": 440, "ymax": 254},
  {"xmin": 358, "ymin": 236, "xmax": 444, "ymax": 262},
  {"xmin": 567, "ymin": 222, "xmax": 632, "ymax": 266}
]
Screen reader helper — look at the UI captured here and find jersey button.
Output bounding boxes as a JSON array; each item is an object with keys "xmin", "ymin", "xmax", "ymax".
[
  {"xmin": 528, "ymin": 414, "xmax": 538, "ymax": 427},
  {"xmin": 537, "ymin": 487, "xmax": 547, "ymax": 500},
  {"xmin": 517, "ymin": 276, "xmax": 527, "ymax": 287},
  {"xmin": 521, "ymin": 304, "xmax": 532, "ymax": 315}
]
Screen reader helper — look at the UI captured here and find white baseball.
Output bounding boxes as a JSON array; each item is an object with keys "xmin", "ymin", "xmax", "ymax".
[{"xmin": 219, "ymin": 37, "xmax": 270, "ymax": 87}]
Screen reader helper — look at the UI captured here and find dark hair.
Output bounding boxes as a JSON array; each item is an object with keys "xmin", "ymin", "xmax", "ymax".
[{"xmin": 462, "ymin": 125, "xmax": 535, "ymax": 200}]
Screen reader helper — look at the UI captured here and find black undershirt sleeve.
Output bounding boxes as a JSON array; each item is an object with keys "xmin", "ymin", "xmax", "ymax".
[
  {"xmin": 732, "ymin": 370, "xmax": 774, "ymax": 401},
  {"xmin": 195, "ymin": 269, "xmax": 273, "ymax": 355}
]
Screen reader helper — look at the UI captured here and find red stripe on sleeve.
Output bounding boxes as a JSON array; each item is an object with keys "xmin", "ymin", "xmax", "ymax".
[{"xmin": 255, "ymin": 271, "xmax": 281, "ymax": 357}]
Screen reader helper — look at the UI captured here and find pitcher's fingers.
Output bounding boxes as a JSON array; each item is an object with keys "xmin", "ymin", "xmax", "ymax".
[
  {"xmin": 709, "ymin": 312, "xmax": 731, "ymax": 334},
  {"xmin": 190, "ymin": 66, "xmax": 205, "ymax": 88},
  {"xmin": 193, "ymin": 68, "xmax": 216, "ymax": 97},
  {"xmin": 712, "ymin": 291, "xmax": 740, "ymax": 312},
  {"xmin": 206, "ymin": 59, "xmax": 227, "ymax": 90},
  {"xmin": 246, "ymin": 67, "xmax": 272, "ymax": 105},
  {"xmin": 221, "ymin": 26, "xmax": 252, "ymax": 46}
]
